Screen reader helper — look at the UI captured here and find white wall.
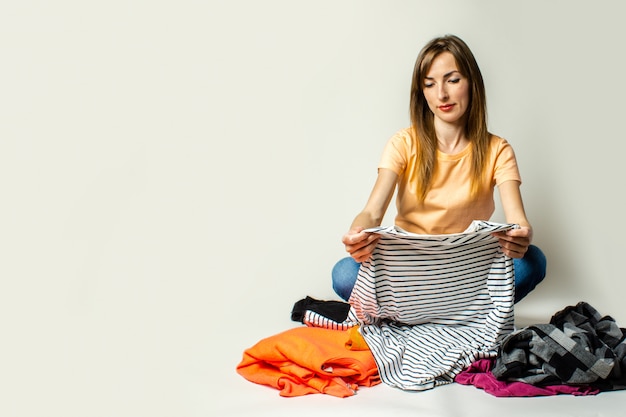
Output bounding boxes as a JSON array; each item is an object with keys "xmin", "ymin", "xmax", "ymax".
[{"xmin": 2, "ymin": 1, "xmax": 625, "ymax": 416}]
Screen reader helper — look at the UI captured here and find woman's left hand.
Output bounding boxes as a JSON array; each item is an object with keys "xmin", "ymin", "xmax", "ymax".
[{"xmin": 492, "ymin": 226, "xmax": 532, "ymax": 259}]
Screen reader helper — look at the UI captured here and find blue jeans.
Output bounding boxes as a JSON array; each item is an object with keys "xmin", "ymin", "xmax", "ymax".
[{"xmin": 332, "ymin": 244, "xmax": 546, "ymax": 304}]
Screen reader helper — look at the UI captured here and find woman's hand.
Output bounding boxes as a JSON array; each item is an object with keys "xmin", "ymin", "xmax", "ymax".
[
  {"xmin": 341, "ymin": 226, "xmax": 380, "ymax": 263},
  {"xmin": 492, "ymin": 226, "xmax": 532, "ymax": 259}
]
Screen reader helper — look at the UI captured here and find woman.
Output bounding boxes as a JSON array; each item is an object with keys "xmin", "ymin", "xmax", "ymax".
[{"xmin": 333, "ymin": 34, "xmax": 546, "ymax": 304}]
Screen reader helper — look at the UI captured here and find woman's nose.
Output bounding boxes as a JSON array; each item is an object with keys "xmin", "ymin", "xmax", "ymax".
[{"xmin": 438, "ymin": 85, "xmax": 449, "ymax": 100}]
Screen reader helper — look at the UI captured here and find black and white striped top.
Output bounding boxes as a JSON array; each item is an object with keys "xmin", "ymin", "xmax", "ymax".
[{"xmin": 348, "ymin": 220, "xmax": 516, "ymax": 391}]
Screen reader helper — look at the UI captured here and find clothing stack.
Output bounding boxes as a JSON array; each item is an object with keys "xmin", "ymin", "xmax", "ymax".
[
  {"xmin": 236, "ymin": 221, "xmax": 626, "ymax": 397},
  {"xmin": 457, "ymin": 301, "xmax": 626, "ymax": 396}
]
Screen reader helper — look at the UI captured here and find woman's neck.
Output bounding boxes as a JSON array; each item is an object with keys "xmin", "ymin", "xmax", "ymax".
[{"xmin": 434, "ymin": 120, "xmax": 468, "ymax": 154}]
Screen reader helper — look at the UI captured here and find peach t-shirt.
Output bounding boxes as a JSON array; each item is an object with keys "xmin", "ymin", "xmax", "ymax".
[{"xmin": 379, "ymin": 127, "xmax": 521, "ymax": 235}]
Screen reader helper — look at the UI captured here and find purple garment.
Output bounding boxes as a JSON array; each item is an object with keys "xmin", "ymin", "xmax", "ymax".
[{"xmin": 454, "ymin": 359, "xmax": 600, "ymax": 397}]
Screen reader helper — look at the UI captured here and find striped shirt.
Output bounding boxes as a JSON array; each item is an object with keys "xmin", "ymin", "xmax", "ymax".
[{"xmin": 348, "ymin": 220, "xmax": 516, "ymax": 390}]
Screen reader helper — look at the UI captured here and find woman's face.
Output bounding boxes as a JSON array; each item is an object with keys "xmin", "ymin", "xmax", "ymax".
[{"xmin": 422, "ymin": 52, "xmax": 470, "ymax": 126}]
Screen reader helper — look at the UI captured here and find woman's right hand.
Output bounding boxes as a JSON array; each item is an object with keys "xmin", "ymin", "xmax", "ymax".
[{"xmin": 341, "ymin": 226, "xmax": 380, "ymax": 263}]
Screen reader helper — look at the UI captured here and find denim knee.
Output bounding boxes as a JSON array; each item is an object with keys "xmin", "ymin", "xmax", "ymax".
[
  {"xmin": 331, "ymin": 257, "xmax": 360, "ymax": 301},
  {"xmin": 513, "ymin": 244, "xmax": 547, "ymax": 303}
]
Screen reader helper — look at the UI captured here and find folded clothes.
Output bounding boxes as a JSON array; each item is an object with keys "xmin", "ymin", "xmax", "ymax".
[
  {"xmin": 236, "ymin": 326, "xmax": 380, "ymax": 397},
  {"xmin": 291, "ymin": 296, "xmax": 351, "ymax": 324}
]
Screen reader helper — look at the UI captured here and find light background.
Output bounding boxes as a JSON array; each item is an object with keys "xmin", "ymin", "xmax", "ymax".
[{"xmin": 2, "ymin": 1, "xmax": 625, "ymax": 416}]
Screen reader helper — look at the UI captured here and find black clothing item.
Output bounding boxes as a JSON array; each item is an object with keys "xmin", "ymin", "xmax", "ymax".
[{"xmin": 291, "ymin": 296, "xmax": 351, "ymax": 324}]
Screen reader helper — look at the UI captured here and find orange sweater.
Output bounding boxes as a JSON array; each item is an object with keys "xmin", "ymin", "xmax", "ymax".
[{"xmin": 236, "ymin": 326, "xmax": 380, "ymax": 397}]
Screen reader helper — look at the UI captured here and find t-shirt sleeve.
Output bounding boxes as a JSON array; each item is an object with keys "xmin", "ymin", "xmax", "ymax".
[
  {"xmin": 378, "ymin": 129, "xmax": 411, "ymax": 175},
  {"xmin": 493, "ymin": 138, "xmax": 522, "ymax": 186}
]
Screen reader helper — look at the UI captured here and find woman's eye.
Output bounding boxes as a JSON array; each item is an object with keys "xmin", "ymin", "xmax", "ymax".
[
  {"xmin": 424, "ymin": 83, "xmax": 434, "ymax": 88},
  {"xmin": 448, "ymin": 78, "xmax": 460, "ymax": 84}
]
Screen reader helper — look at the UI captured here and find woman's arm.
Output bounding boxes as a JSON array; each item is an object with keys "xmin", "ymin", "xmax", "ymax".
[
  {"xmin": 342, "ymin": 168, "xmax": 398, "ymax": 263},
  {"xmin": 495, "ymin": 180, "xmax": 533, "ymax": 258}
]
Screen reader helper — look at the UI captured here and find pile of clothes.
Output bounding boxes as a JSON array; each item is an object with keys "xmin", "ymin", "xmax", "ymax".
[
  {"xmin": 237, "ymin": 300, "xmax": 626, "ymax": 397},
  {"xmin": 455, "ymin": 301, "xmax": 626, "ymax": 396},
  {"xmin": 236, "ymin": 222, "xmax": 626, "ymax": 397}
]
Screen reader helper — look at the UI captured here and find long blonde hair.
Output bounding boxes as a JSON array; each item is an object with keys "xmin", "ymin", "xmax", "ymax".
[{"xmin": 409, "ymin": 34, "xmax": 490, "ymax": 202}]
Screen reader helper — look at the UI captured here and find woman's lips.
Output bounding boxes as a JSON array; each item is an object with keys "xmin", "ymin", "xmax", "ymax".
[{"xmin": 439, "ymin": 104, "xmax": 455, "ymax": 112}]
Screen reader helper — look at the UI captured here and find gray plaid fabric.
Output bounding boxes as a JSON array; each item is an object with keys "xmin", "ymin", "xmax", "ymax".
[{"xmin": 492, "ymin": 302, "xmax": 626, "ymax": 391}]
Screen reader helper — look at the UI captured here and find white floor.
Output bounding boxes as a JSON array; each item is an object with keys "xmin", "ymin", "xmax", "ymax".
[{"xmin": 213, "ymin": 377, "xmax": 626, "ymax": 417}]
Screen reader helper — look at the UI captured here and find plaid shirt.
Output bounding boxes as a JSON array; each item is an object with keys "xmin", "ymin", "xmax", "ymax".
[{"xmin": 492, "ymin": 302, "xmax": 626, "ymax": 391}]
